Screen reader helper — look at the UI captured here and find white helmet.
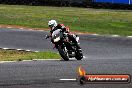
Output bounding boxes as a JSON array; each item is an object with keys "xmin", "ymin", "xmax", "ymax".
[{"xmin": 48, "ymin": 20, "xmax": 57, "ymax": 27}]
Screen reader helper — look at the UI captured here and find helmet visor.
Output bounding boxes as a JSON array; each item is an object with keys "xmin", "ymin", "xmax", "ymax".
[{"xmin": 49, "ymin": 24, "xmax": 54, "ymax": 27}]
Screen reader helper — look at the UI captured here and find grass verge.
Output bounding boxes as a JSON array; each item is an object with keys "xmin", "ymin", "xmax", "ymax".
[
  {"xmin": 0, "ymin": 5, "xmax": 132, "ymax": 36},
  {"xmin": 0, "ymin": 49, "xmax": 61, "ymax": 61}
]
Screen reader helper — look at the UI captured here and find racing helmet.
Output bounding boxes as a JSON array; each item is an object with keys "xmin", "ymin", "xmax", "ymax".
[{"xmin": 48, "ymin": 20, "xmax": 57, "ymax": 27}]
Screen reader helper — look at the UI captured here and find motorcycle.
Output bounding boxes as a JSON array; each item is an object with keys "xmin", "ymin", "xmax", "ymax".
[{"xmin": 46, "ymin": 29, "xmax": 83, "ymax": 61}]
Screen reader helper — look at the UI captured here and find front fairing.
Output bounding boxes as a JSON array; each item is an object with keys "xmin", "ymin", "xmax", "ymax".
[{"xmin": 51, "ymin": 29, "xmax": 63, "ymax": 43}]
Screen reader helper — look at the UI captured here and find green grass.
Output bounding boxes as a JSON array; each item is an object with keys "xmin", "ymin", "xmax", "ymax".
[
  {"xmin": 0, "ymin": 49, "xmax": 61, "ymax": 61},
  {"xmin": 0, "ymin": 5, "xmax": 132, "ymax": 36}
]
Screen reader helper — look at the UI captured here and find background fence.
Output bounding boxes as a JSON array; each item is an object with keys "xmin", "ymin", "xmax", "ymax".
[
  {"xmin": 95, "ymin": 0, "xmax": 132, "ymax": 5},
  {"xmin": 0, "ymin": 0, "xmax": 131, "ymax": 9}
]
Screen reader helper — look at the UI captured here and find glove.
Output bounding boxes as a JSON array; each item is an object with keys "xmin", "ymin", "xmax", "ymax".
[{"xmin": 45, "ymin": 35, "xmax": 50, "ymax": 39}]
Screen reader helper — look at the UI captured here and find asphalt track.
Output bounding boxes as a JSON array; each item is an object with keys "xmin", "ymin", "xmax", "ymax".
[{"xmin": 0, "ymin": 28, "xmax": 132, "ymax": 88}]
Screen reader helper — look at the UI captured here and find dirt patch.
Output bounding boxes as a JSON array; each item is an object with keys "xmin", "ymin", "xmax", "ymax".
[{"xmin": 0, "ymin": 24, "xmax": 95, "ymax": 35}]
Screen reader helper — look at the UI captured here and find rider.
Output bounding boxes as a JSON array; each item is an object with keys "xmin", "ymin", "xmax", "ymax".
[{"xmin": 46, "ymin": 20, "xmax": 81, "ymax": 50}]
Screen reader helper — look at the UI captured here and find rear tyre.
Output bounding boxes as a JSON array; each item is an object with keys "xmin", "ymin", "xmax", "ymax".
[
  {"xmin": 75, "ymin": 49, "xmax": 83, "ymax": 60},
  {"xmin": 58, "ymin": 46, "xmax": 69, "ymax": 61}
]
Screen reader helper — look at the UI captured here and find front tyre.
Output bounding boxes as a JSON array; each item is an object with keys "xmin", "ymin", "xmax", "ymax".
[{"xmin": 58, "ymin": 46, "xmax": 69, "ymax": 61}]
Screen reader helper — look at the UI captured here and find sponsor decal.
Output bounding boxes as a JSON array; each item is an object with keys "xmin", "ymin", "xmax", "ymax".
[{"xmin": 77, "ymin": 66, "xmax": 131, "ymax": 85}]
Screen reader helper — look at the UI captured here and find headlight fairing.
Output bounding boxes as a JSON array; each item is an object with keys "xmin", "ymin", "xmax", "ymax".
[{"xmin": 54, "ymin": 37, "xmax": 60, "ymax": 42}]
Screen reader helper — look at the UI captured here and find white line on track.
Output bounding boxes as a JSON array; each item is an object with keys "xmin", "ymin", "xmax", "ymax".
[
  {"xmin": 0, "ymin": 61, "xmax": 16, "ymax": 63},
  {"xmin": 3, "ymin": 48, "xmax": 9, "ymax": 50},
  {"xmin": 0, "ymin": 59, "xmax": 61, "ymax": 63},
  {"xmin": 127, "ymin": 36, "xmax": 132, "ymax": 38},
  {"xmin": 17, "ymin": 49, "xmax": 22, "ymax": 51},
  {"xmin": 25, "ymin": 50, "xmax": 31, "ymax": 52},
  {"xmin": 33, "ymin": 59, "xmax": 60, "ymax": 61},
  {"xmin": 92, "ymin": 34, "xmax": 99, "ymax": 36},
  {"xmin": 22, "ymin": 60, "xmax": 32, "ymax": 61},
  {"xmin": 59, "ymin": 79, "xmax": 76, "ymax": 81},
  {"xmin": 111, "ymin": 35, "xmax": 120, "ymax": 37}
]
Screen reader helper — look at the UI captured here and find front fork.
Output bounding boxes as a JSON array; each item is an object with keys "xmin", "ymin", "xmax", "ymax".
[
  {"xmin": 54, "ymin": 42, "xmax": 66, "ymax": 50},
  {"xmin": 56, "ymin": 43, "xmax": 69, "ymax": 56}
]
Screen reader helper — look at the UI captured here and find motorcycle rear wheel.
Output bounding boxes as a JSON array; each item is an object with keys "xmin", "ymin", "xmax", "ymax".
[{"xmin": 75, "ymin": 49, "xmax": 83, "ymax": 60}]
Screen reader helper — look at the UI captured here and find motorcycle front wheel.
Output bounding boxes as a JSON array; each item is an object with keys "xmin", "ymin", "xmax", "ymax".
[{"xmin": 58, "ymin": 46, "xmax": 69, "ymax": 61}]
